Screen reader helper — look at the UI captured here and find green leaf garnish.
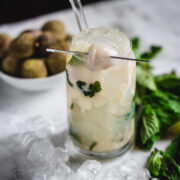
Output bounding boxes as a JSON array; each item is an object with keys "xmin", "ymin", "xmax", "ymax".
[
  {"xmin": 132, "ymin": 37, "xmax": 162, "ymax": 60},
  {"xmin": 147, "ymin": 146, "xmax": 180, "ymax": 179},
  {"xmin": 166, "ymin": 136, "xmax": 180, "ymax": 165},
  {"xmin": 160, "ymin": 150, "xmax": 180, "ymax": 178},
  {"xmin": 140, "ymin": 46, "xmax": 162, "ymax": 60},
  {"xmin": 140, "ymin": 104, "xmax": 160, "ymax": 144},
  {"xmin": 136, "ymin": 65, "xmax": 157, "ymax": 91},
  {"xmin": 132, "ymin": 37, "xmax": 140, "ymax": 59},
  {"xmin": 135, "ymin": 89, "xmax": 180, "ymax": 150},
  {"xmin": 132, "ymin": 37, "xmax": 180, "ymax": 179},
  {"xmin": 69, "ymin": 129, "xmax": 82, "ymax": 144},
  {"xmin": 66, "ymin": 70, "xmax": 73, "ymax": 87},
  {"xmin": 76, "ymin": 80, "xmax": 102, "ymax": 97},
  {"xmin": 155, "ymin": 71, "xmax": 180, "ymax": 96},
  {"xmin": 146, "ymin": 90, "xmax": 180, "ymax": 129},
  {"xmin": 76, "ymin": 80, "xmax": 86, "ymax": 90},
  {"xmin": 133, "ymin": 37, "xmax": 180, "ymax": 151},
  {"xmin": 70, "ymin": 103, "xmax": 74, "ymax": 110},
  {"xmin": 148, "ymin": 149, "xmax": 162, "ymax": 176},
  {"xmin": 89, "ymin": 141, "xmax": 97, "ymax": 151},
  {"xmin": 89, "ymin": 81, "xmax": 102, "ymax": 93}
]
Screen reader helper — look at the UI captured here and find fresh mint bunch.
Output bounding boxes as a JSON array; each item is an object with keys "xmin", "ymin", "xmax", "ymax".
[{"xmin": 133, "ymin": 37, "xmax": 180, "ymax": 150}]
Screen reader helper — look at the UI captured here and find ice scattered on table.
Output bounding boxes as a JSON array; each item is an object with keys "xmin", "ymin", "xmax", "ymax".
[
  {"xmin": 31, "ymin": 163, "xmax": 73, "ymax": 180},
  {"xmin": 28, "ymin": 139, "xmax": 55, "ymax": 166},
  {"xmin": 102, "ymin": 159, "xmax": 151, "ymax": 180},
  {"xmin": 52, "ymin": 147, "xmax": 69, "ymax": 163},
  {"xmin": 0, "ymin": 115, "xmax": 150, "ymax": 180},
  {"xmin": 77, "ymin": 160, "xmax": 102, "ymax": 180},
  {"xmin": 0, "ymin": 132, "xmax": 102, "ymax": 180}
]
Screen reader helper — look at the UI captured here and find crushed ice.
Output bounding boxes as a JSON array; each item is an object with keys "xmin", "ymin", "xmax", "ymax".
[
  {"xmin": 102, "ymin": 159, "xmax": 151, "ymax": 180},
  {"xmin": 0, "ymin": 115, "xmax": 151, "ymax": 180}
]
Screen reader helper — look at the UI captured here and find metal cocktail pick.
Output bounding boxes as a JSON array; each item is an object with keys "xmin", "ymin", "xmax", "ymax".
[{"xmin": 46, "ymin": 48, "xmax": 148, "ymax": 63}]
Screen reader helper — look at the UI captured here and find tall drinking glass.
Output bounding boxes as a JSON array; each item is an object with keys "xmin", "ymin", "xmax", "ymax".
[{"xmin": 66, "ymin": 27, "xmax": 136, "ymax": 159}]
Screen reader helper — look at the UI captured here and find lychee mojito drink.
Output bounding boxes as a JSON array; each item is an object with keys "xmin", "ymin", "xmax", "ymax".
[{"xmin": 66, "ymin": 27, "xmax": 136, "ymax": 158}]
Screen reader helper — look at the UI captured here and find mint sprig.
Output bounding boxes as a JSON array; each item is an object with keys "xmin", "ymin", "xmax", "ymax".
[{"xmin": 147, "ymin": 137, "xmax": 180, "ymax": 179}]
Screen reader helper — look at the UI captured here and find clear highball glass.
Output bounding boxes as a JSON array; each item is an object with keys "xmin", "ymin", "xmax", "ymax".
[{"xmin": 66, "ymin": 27, "xmax": 136, "ymax": 159}]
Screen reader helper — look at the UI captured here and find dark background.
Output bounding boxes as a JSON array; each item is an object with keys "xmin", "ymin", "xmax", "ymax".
[{"xmin": 0, "ymin": 0, "xmax": 105, "ymax": 25}]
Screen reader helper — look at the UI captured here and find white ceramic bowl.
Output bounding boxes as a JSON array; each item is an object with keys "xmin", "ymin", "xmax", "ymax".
[{"xmin": 0, "ymin": 70, "xmax": 65, "ymax": 91}]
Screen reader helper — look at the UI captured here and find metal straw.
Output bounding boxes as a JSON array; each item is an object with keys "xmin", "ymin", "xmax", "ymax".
[
  {"xmin": 69, "ymin": 0, "xmax": 88, "ymax": 31},
  {"xmin": 46, "ymin": 48, "xmax": 148, "ymax": 63}
]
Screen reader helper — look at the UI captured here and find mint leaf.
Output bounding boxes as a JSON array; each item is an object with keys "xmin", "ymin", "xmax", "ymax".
[
  {"xmin": 135, "ymin": 132, "xmax": 158, "ymax": 151},
  {"xmin": 166, "ymin": 136, "xmax": 180, "ymax": 165},
  {"xmin": 132, "ymin": 37, "xmax": 140, "ymax": 59},
  {"xmin": 70, "ymin": 129, "xmax": 82, "ymax": 143},
  {"xmin": 151, "ymin": 91, "xmax": 180, "ymax": 115},
  {"xmin": 132, "ymin": 37, "xmax": 162, "ymax": 61},
  {"xmin": 155, "ymin": 71, "xmax": 180, "ymax": 96},
  {"xmin": 148, "ymin": 149, "xmax": 162, "ymax": 176},
  {"xmin": 136, "ymin": 89, "xmax": 180, "ymax": 150},
  {"xmin": 89, "ymin": 81, "xmax": 102, "ymax": 93},
  {"xmin": 147, "ymin": 148, "xmax": 180, "ymax": 179},
  {"xmin": 70, "ymin": 103, "xmax": 74, "ymax": 110},
  {"xmin": 140, "ymin": 104, "xmax": 160, "ymax": 144},
  {"xmin": 89, "ymin": 141, "xmax": 97, "ymax": 151},
  {"xmin": 146, "ymin": 90, "xmax": 180, "ymax": 129},
  {"xmin": 76, "ymin": 80, "xmax": 102, "ymax": 97},
  {"xmin": 136, "ymin": 65, "xmax": 157, "ymax": 91},
  {"xmin": 76, "ymin": 80, "xmax": 86, "ymax": 90},
  {"xmin": 66, "ymin": 70, "xmax": 73, "ymax": 87},
  {"xmin": 140, "ymin": 46, "xmax": 162, "ymax": 60},
  {"xmin": 160, "ymin": 150, "xmax": 180, "ymax": 176},
  {"xmin": 135, "ymin": 83, "xmax": 147, "ymax": 106}
]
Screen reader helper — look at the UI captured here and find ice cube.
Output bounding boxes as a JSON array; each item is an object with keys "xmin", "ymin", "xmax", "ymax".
[
  {"xmin": 103, "ymin": 159, "xmax": 150, "ymax": 180},
  {"xmin": 77, "ymin": 160, "xmax": 102, "ymax": 180},
  {"xmin": 65, "ymin": 137, "xmax": 77, "ymax": 156},
  {"xmin": 106, "ymin": 168, "xmax": 124, "ymax": 180},
  {"xmin": 54, "ymin": 147, "xmax": 69, "ymax": 162},
  {"xmin": 66, "ymin": 172, "xmax": 84, "ymax": 180},
  {"xmin": 136, "ymin": 168, "xmax": 151, "ymax": 180},
  {"xmin": 18, "ymin": 132, "xmax": 40, "ymax": 149},
  {"xmin": 31, "ymin": 168, "xmax": 46, "ymax": 180},
  {"xmin": 50, "ymin": 147, "xmax": 69, "ymax": 170},
  {"xmin": 32, "ymin": 164, "xmax": 73, "ymax": 180},
  {"xmin": 52, "ymin": 163, "xmax": 72, "ymax": 176},
  {"xmin": 28, "ymin": 139, "xmax": 54, "ymax": 166}
]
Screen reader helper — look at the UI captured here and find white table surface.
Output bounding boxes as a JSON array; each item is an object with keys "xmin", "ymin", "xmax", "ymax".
[{"xmin": 0, "ymin": 0, "xmax": 180, "ymax": 178}]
